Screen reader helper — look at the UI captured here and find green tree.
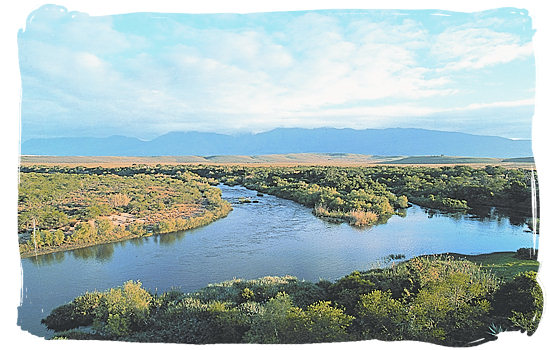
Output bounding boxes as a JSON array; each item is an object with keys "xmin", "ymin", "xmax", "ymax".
[
  {"xmin": 492, "ymin": 271, "xmax": 543, "ymax": 335},
  {"xmin": 243, "ymin": 292, "xmax": 296, "ymax": 343},
  {"xmin": 355, "ymin": 290, "xmax": 408, "ymax": 340},
  {"xmin": 93, "ymin": 281, "xmax": 152, "ymax": 338},
  {"xmin": 72, "ymin": 222, "xmax": 96, "ymax": 243},
  {"xmin": 53, "ymin": 229, "xmax": 65, "ymax": 246},
  {"xmin": 409, "ymin": 271, "xmax": 493, "ymax": 344},
  {"xmin": 42, "ymin": 230, "xmax": 54, "ymax": 246},
  {"xmin": 96, "ymin": 218, "xmax": 115, "ymax": 236},
  {"xmin": 282, "ymin": 301, "xmax": 354, "ymax": 343}
]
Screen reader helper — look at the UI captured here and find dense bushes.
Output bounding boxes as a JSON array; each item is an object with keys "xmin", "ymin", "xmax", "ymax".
[
  {"xmin": 515, "ymin": 248, "xmax": 538, "ymax": 260},
  {"xmin": 19, "ymin": 171, "xmax": 232, "ymax": 256},
  {"xmin": 186, "ymin": 164, "xmax": 534, "ymax": 225},
  {"xmin": 20, "ymin": 164, "xmax": 537, "ymax": 229},
  {"xmin": 492, "ymin": 271, "xmax": 543, "ymax": 335},
  {"xmin": 42, "ymin": 255, "xmax": 543, "ymax": 346}
]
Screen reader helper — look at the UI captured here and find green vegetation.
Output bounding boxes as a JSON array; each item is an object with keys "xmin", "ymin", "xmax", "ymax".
[
  {"xmin": 20, "ymin": 164, "xmax": 536, "ymax": 230},
  {"xmin": 42, "ymin": 252, "xmax": 542, "ymax": 345},
  {"xmin": 453, "ymin": 251, "xmax": 540, "ymax": 281},
  {"xmin": 189, "ymin": 164, "xmax": 536, "ymax": 222},
  {"xmin": 18, "ymin": 171, "xmax": 231, "ymax": 257}
]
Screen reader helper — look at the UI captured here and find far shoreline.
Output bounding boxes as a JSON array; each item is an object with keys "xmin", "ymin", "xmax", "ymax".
[{"xmin": 20, "ymin": 205, "xmax": 232, "ymax": 259}]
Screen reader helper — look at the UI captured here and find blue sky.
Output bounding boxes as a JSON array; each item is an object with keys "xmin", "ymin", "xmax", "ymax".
[{"xmin": 18, "ymin": 5, "xmax": 535, "ymax": 140}]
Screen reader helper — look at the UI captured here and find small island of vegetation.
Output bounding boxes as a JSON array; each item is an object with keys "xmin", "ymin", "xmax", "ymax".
[{"xmin": 190, "ymin": 164, "xmax": 537, "ymax": 227}]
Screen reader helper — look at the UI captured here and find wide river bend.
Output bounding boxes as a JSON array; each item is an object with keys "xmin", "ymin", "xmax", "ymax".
[{"xmin": 18, "ymin": 185, "xmax": 537, "ymax": 337}]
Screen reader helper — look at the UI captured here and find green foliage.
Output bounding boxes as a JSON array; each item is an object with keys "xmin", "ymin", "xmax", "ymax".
[
  {"xmin": 96, "ymin": 218, "xmax": 115, "ymax": 236},
  {"xmin": 19, "ymin": 170, "xmax": 231, "ymax": 256},
  {"xmin": 42, "ymin": 254, "xmax": 542, "ymax": 345},
  {"xmin": 396, "ymin": 195, "xmax": 409, "ymax": 208},
  {"xmin": 515, "ymin": 248, "xmax": 538, "ymax": 260},
  {"xmin": 44, "ymin": 281, "xmax": 153, "ymax": 338},
  {"xmin": 127, "ymin": 222, "xmax": 146, "ymax": 237},
  {"xmin": 238, "ymin": 288, "xmax": 255, "ymax": 303},
  {"xmin": 71, "ymin": 222, "xmax": 97, "ymax": 243},
  {"xmin": 355, "ymin": 290, "xmax": 408, "ymax": 340},
  {"xmin": 53, "ymin": 229, "xmax": 65, "ymax": 245},
  {"xmin": 329, "ymin": 267, "xmax": 418, "ymax": 314},
  {"xmin": 492, "ymin": 271, "xmax": 543, "ymax": 335},
  {"xmin": 408, "ymin": 272, "xmax": 493, "ymax": 344},
  {"xmin": 93, "ymin": 281, "xmax": 153, "ymax": 337},
  {"xmin": 86, "ymin": 203, "xmax": 112, "ymax": 219},
  {"xmin": 243, "ymin": 292, "xmax": 294, "ymax": 343},
  {"xmin": 244, "ymin": 293, "xmax": 353, "ymax": 343},
  {"xmin": 282, "ymin": 301, "xmax": 354, "ymax": 343},
  {"xmin": 42, "ymin": 291, "xmax": 102, "ymax": 331}
]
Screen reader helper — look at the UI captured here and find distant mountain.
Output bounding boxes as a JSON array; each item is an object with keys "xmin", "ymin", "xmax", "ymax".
[{"xmin": 21, "ymin": 128, "xmax": 532, "ymax": 158}]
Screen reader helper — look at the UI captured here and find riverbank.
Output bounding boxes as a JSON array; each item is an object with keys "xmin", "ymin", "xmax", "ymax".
[
  {"xmin": 18, "ymin": 183, "xmax": 535, "ymax": 338},
  {"xmin": 41, "ymin": 250, "xmax": 541, "ymax": 345},
  {"xmin": 20, "ymin": 203, "xmax": 232, "ymax": 259}
]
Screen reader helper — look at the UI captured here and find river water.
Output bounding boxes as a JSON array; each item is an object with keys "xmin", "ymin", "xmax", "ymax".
[{"xmin": 18, "ymin": 185, "xmax": 537, "ymax": 337}]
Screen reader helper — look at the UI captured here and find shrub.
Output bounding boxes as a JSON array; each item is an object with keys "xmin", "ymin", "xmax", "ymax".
[
  {"xmin": 107, "ymin": 193, "xmax": 131, "ymax": 208},
  {"xmin": 244, "ymin": 294, "xmax": 353, "ymax": 344},
  {"xmin": 515, "ymin": 248, "xmax": 538, "ymax": 260},
  {"xmin": 128, "ymin": 222, "xmax": 146, "ymax": 236},
  {"xmin": 42, "ymin": 291, "xmax": 102, "ymax": 332},
  {"xmin": 96, "ymin": 218, "xmax": 115, "ymax": 236},
  {"xmin": 281, "ymin": 301, "xmax": 354, "ymax": 343},
  {"xmin": 348, "ymin": 210, "xmax": 378, "ymax": 226},
  {"xmin": 93, "ymin": 281, "xmax": 153, "ymax": 337},
  {"xmin": 53, "ymin": 229, "xmax": 65, "ymax": 245},
  {"xmin": 355, "ymin": 290, "xmax": 408, "ymax": 340},
  {"xmin": 329, "ymin": 266, "xmax": 418, "ymax": 315},
  {"xmin": 491, "ymin": 271, "xmax": 543, "ymax": 335},
  {"xmin": 243, "ymin": 292, "xmax": 294, "ymax": 343}
]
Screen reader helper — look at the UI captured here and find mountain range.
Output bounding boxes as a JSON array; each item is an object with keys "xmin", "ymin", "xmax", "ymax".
[{"xmin": 21, "ymin": 128, "xmax": 532, "ymax": 158}]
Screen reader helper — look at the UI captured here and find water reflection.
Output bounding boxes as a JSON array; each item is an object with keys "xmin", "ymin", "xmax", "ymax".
[
  {"xmin": 419, "ymin": 205, "xmax": 530, "ymax": 227},
  {"xmin": 130, "ymin": 237, "xmax": 146, "ymax": 247},
  {"xmin": 469, "ymin": 206, "xmax": 529, "ymax": 227},
  {"xmin": 71, "ymin": 244, "xmax": 115, "ymax": 261},
  {"xmin": 158, "ymin": 230, "xmax": 188, "ymax": 245},
  {"xmin": 28, "ymin": 251, "xmax": 66, "ymax": 266},
  {"xmin": 27, "ymin": 197, "xmax": 533, "ymax": 265},
  {"xmin": 28, "ymin": 243, "xmax": 117, "ymax": 265},
  {"xmin": 20, "ymin": 184, "xmax": 535, "ymax": 338}
]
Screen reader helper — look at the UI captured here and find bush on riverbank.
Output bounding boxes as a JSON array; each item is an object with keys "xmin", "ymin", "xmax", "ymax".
[
  {"xmin": 19, "ymin": 172, "xmax": 232, "ymax": 258},
  {"xmin": 42, "ymin": 254, "xmax": 542, "ymax": 346},
  {"xmin": 20, "ymin": 164, "xmax": 537, "ymax": 230}
]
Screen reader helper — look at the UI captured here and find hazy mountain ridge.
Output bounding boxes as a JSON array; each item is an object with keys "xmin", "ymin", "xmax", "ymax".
[{"xmin": 21, "ymin": 128, "xmax": 532, "ymax": 158}]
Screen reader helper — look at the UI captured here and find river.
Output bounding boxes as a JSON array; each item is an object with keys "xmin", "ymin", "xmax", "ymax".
[{"xmin": 18, "ymin": 184, "xmax": 537, "ymax": 337}]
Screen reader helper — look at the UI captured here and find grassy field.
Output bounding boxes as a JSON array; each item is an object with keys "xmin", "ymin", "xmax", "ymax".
[
  {"xmin": 20, "ymin": 154, "xmax": 535, "ymax": 168},
  {"xmin": 443, "ymin": 252, "xmax": 539, "ymax": 280}
]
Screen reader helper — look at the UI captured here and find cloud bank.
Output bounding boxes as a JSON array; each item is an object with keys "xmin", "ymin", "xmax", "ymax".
[{"xmin": 18, "ymin": 6, "xmax": 535, "ymax": 140}]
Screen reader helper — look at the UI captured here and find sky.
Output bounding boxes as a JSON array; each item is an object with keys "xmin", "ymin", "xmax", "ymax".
[{"xmin": 18, "ymin": 5, "xmax": 536, "ymax": 141}]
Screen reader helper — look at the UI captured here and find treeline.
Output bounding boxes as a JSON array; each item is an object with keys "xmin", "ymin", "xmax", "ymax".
[
  {"xmin": 190, "ymin": 165, "xmax": 535, "ymax": 224},
  {"xmin": 18, "ymin": 170, "xmax": 231, "ymax": 257},
  {"xmin": 42, "ymin": 253, "xmax": 542, "ymax": 345},
  {"xmin": 20, "ymin": 164, "xmax": 536, "ymax": 228}
]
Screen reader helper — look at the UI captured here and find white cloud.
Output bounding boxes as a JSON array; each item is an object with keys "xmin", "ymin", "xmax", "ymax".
[
  {"xmin": 432, "ymin": 27, "xmax": 532, "ymax": 71},
  {"xmin": 18, "ymin": 8, "xmax": 535, "ymax": 139},
  {"xmin": 459, "ymin": 98, "xmax": 535, "ymax": 111}
]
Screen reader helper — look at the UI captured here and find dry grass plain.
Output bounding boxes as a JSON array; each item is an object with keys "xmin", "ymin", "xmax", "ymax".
[{"xmin": 20, "ymin": 154, "xmax": 536, "ymax": 169}]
